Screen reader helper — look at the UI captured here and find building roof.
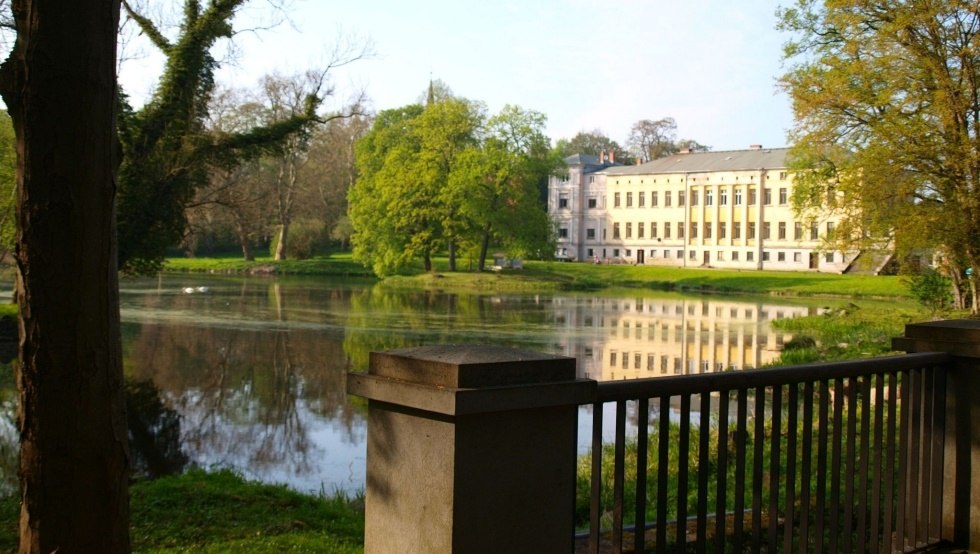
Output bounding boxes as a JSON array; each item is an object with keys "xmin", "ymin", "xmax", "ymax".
[
  {"xmin": 564, "ymin": 153, "xmax": 622, "ymax": 173},
  {"xmin": 603, "ymin": 147, "xmax": 790, "ymax": 176}
]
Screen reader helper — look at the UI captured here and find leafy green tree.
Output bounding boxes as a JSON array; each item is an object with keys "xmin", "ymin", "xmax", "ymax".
[
  {"xmin": 350, "ymin": 98, "xmax": 482, "ymax": 276},
  {"xmin": 349, "ymin": 105, "xmax": 427, "ymax": 276},
  {"xmin": 552, "ymin": 129, "xmax": 624, "ymax": 160},
  {"xmin": 778, "ymin": 0, "xmax": 980, "ymax": 312},
  {"xmin": 449, "ymin": 105, "xmax": 557, "ymax": 270}
]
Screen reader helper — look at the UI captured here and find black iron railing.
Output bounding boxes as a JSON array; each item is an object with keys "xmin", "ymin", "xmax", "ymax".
[{"xmin": 579, "ymin": 352, "xmax": 952, "ymax": 553}]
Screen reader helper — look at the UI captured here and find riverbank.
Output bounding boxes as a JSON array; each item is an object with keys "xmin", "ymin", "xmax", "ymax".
[
  {"xmin": 0, "ymin": 469, "xmax": 365, "ymax": 553},
  {"xmin": 165, "ymin": 253, "xmax": 910, "ymax": 299}
]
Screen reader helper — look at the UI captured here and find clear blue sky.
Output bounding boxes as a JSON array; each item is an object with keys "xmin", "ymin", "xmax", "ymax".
[{"xmin": 119, "ymin": 0, "xmax": 795, "ymax": 152}]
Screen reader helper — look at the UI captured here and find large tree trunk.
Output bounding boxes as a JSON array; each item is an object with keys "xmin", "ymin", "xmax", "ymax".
[{"xmin": 0, "ymin": 1, "xmax": 130, "ymax": 552}]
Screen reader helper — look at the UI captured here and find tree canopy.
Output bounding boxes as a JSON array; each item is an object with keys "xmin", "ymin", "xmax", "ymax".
[
  {"xmin": 778, "ymin": 0, "xmax": 980, "ymax": 312},
  {"xmin": 349, "ymin": 96, "xmax": 556, "ymax": 276}
]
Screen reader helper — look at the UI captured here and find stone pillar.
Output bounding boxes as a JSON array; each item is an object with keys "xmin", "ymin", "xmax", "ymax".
[
  {"xmin": 347, "ymin": 345, "xmax": 595, "ymax": 554},
  {"xmin": 893, "ymin": 319, "xmax": 980, "ymax": 550}
]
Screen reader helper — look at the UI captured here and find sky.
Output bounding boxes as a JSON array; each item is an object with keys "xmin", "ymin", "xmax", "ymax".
[{"xmin": 118, "ymin": 0, "xmax": 796, "ymax": 153}]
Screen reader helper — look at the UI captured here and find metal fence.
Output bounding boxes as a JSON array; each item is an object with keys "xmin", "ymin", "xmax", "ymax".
[{"xmin": 579, "ymin": 352, "xmax": 953, "ymax": 553}]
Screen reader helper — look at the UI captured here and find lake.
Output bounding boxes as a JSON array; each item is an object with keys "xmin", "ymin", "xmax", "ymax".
[{"xmin": 17, "ymin": 274, "xmax": 817, "ymax": 494}]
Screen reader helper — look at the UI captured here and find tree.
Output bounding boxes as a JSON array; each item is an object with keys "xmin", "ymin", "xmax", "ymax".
[
  {"xmin": 116, "ymin": 0, "xmax": 360, "ymax": 273},
  {"xmin": 0, "ymin": 0, "xmax": 130, "ymax": 551},
  {"xmin": 552, "ymin": 129, "xmax": 624, "ymax": 160},
  {"xmin": 350, "ymin": 97, "xmax": 482, "ymax": 276},
  {"xmin": 449, "ymin": 105, "xmax": 557, "ymax": 270},
  {"xmin": 777, "ymin": 1, "xmax": 980, "ymax": 312},
  {"xmin": 349, "ymin": 105, "xmax": 427, "ymax": 276},
  {"xmin": 627, "ymin": 117, "xmax": 678, "ymax": 162}
]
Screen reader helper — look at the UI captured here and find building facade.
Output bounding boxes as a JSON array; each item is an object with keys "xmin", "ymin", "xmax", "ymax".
[{"xmin": 548, "ymin": 146, "xmax": 856, "ymax": 272}]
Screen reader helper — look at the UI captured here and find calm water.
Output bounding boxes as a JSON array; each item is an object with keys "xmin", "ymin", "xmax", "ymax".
[{"xmin": 112, "ymin": 274, "xmax": 813, "ymax": 493}]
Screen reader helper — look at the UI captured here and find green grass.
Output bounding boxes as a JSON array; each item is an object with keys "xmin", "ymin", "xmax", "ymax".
[
  {"xmin": 168, "ymin": 252, "xmax": 911, "ymax": 299},
  {"xmin": 0, "ymin": 469, "xmax": 364, "ymax": 553}
]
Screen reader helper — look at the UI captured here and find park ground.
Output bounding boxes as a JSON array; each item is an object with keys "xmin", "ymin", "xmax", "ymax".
[{"xmin": 0, "ymin": 253, "xmax": 953, "ymax": 552}]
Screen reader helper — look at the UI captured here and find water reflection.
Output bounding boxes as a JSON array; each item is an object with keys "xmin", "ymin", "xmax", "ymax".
[{"xmin": 114, "ymin": 275, "xmax": 810, "ymax": 492}]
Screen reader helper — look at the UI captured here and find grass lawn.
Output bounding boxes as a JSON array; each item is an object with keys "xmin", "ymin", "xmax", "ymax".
[
  {"xmin": 0, "ymin": 469, "xmax": 364, "ymax": 553},
  {"xmin": 164, "ymin": 253, "xmax": 910, "ymax": 299}
]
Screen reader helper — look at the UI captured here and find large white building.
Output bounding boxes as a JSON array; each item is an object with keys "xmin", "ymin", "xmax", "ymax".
[{"xmin": 548, "ymin": 146, "xmax": 857, "ymax": 272}]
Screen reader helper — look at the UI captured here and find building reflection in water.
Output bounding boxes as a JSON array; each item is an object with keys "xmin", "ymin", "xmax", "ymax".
[{"xmin": 546, "ymin": 296, "xmax": 814, "ymax": 381}]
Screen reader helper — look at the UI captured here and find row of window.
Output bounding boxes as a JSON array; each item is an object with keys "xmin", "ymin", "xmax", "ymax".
[
  {"xmin": 605, "ymin": 187, "xmax": 790, "ymax": 209},
  {"xmin": 584, "ymin": 247, "xmax": 838, "ymax": 264},
  {"xmin": 606, "ymin": 351, "xmax": 768, "ymax": 374},
  {"xmin": 574, "ymin": 220, "xmax": 835, "ymax": 241}
]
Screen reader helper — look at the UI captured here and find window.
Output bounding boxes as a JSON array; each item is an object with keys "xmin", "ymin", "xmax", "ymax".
[
  {"xmin": 827, "ymin": 221, "xmax": 836, "ymax": 238},
  {"xmin": 778, "ymin": 222, "xmax": 786, "ymax": 240},
  {"xmin": 677, "ymin": 222, "xmax": 685, "ymax": 238},
  {"xmin": 793, "ymin": 252, "xmax": 801, "ymax": 262},
  {"xmin": 779, "ymin": 188, "xmax": 788, "ymax": 205},
  {"xmin": 734, "ymin": 189, "xmax": 743, "ymax": 205},
  {"xmin": 720, "ymin": 189, "xmax": 728, "ymax": 205},
  {"xmin": 558, "ymin": 228, "xmax": 568, "ymax": 238},
  {"xmin": 794, "ymin": 222, "xmax": 803, "ymax": 240},
  {"xmin": 825, "ymin": 252, "xmax": 834, "ymax": 263},
  {"xmin": 691, "ymin": 190, "xmax": 699, "ymax": 206},
  {"xmin": 647, "ymin": 354, "xmax": 655, "ymax": 371},
  {"xmin": 558, "ymin": 193, "xmax": 568, "ymax": 209},
  {"xmin": 622, "ymin": 353, "xmax": 628, "ymax": 369},
  {"xmin": 665, "ymin": 191, "xmax": 672, "ymax": 207},
  {"xmin": 588, "ymin": 197, "xmax": 597, "ymax": 209},
  {"xmin": 651, "ymin": 191, "xmax": 658, "ymax": 206},
  {"xmin": 690, "ymin": 222, "xmax": 698, "ymax": 239},
  {"xmin": 748, "ymin": 222, "xmax": 756, "ymax": 238},
  {"xmin": 614, "ymin": 248, "xmax": 620, "ymax": 257},
  {"xmin": 586, "ymin": 228, "xmax": 596, "ymax": 240},
  {"xmin": 717, "ymin": 250, "xmax": 724, "ymax": 261},
  {"xmin": 626, "ymin": 192, "xmax": 633, "ymax": 208},
  {"xmin": 649, "ymin": 249, "xmax": 656, "ymax": 258},
  {"xmin": 613, "ymin": 223, "xmax": 620, "ymax": 239},
  {"xmin": 705, "ymin": 189, "xmax": 714, "ymax": 206},
  {"xmin": 763, "ymin": 222, "xmax": 771, "ymax": 239},
  {"xmin": 638, "ymin": 191, "xmax": 645, "ymax": 207},
  {"xmin": 626, "ymin": 222, "xmax": 632, "ymax": 239},
  {"xmin": 650, "ymin": 222, "xmax": 657, "ymax": 238},
  {"xmin": 603, "ymin": 228, "xmax": 607, "ymax": 240},
  {"xmin": 749, "ymin": 188, "xmax": 757, "ymax": 205},
  {"xmin": 634, "ymin": 353, "xmax": 642, "ymax": 369},
  {"xmin": 610, "ymin": 351, "xmax": 617, "ymax": 366},
  {"xmin": 764, "ymin": 188, "xmax": 772, "ymax": 205},
  {"xmin": 664, "ymin": 249, "xmax": 671, "ymax": 258},
  {"xmin": 762, "ymin": 251, "xmax": 770, "ymax": 261},
  {"xmin": 664, "ymin": 223, "xmax": 671, "ymax": 239},
  {"xmin": 614, "ymin": 192, "xmax": 621, "ymax": 208},
  {"xmin": 733, "ymin": 223, "xmax": 741, "ymax": 239},
  {"xmin": 719, "ymin": 222, "xmax": 727, "ymax": 239},
  {"xmin": 689, "ymin": 250, "xmax": 696, "ymax": 260},
  {"xmin": 677, "ymin": 249, "xmax": 684, "ymax": 258},
  {"xmin": 732, "ymin": 251, "xmax": 740, "ymax": 261},
  {"xmin": 779, "ymin": 171, "xmax": 788, "ymax": 180},
  {"xmin": 778, "ymin": 252, "xmax": 786, "ymax": 261},
  {"xmin": 747, "ymin": 251, "xmax": 755, "ymax": 261},
  {"xmin": 587, "ymin": 248, "xmax": 594, "ymax": 257},
  {"xmin": 638, "ymin": 222, "xmax": 645, "ymax": 238},
  {"xmin": 704, "ymin": 222, "xmax": 712, "ymax": 239},
  {"xmin": 811, "ymin": 222, "xmax": 819, "ymax": 240},
  {"xmin": 678, "ymin": 191, "xmax": 686, "ymax": 206}
]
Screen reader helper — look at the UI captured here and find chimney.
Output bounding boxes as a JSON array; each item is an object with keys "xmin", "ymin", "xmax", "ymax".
[
  {"xmin": 749, "ymin": 144, "xmax": 763, "ymax": 150},
  {"xmin": 599, "ymin": 150, "xmax": 606, "ymax": 163},
  {"xmin": 609, "ymin": 150, "xmax": 615, "ymax": 163}
]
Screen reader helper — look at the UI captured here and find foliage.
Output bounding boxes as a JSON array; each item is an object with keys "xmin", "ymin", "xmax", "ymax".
[
  {"xmin": 0, "ymin": 111, "xmax": 12, "ymax": 262},
  {"xmin": 903, "ymin": 266, "xmax": 954, "ymax": 316},
  {"xmin": 552, "ymin": 129, "xmax": 625, "ymax": 161},
  {"xmin": 116, "ymin": 1, "xmax": 330, "ymax": 274},
  {"xmin": 350, "ymin": 95, "xmax": 555, "ymax": 277},
  {"xmin": 777, "ymin": 1, "xmax": 980, "ymax": 313}
]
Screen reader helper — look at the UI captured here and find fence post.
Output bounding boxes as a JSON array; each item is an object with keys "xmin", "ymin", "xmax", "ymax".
[
  {"xmin": 347, "ymin": 345, "xmax": 596, "ymax": 553},
  {"xmin": 893, "ymin": 319, "xmax": 980, "ymax": 550}
]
